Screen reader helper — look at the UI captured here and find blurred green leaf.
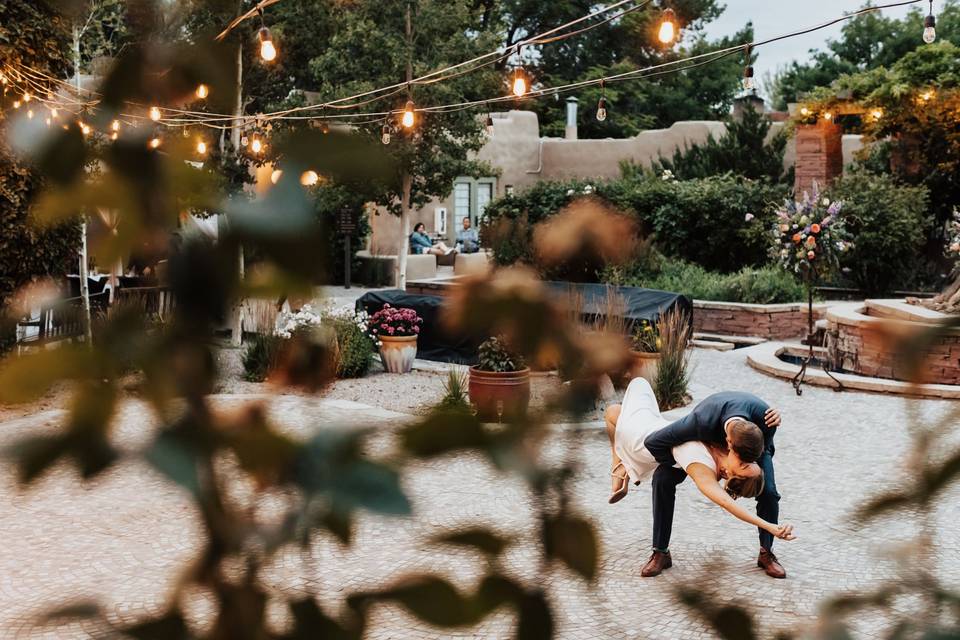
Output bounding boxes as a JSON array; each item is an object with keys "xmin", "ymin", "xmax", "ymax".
[
  {"xmin": 145, "ymin": 429, "xmax": 202, "ymax": 497},
  {"xmin": 116, "ymin": 611, "xmax": 192, "ymax": 640},
  {"xmin": 713, "ymin": 606, "xmax": 756, "ymax": 640},
  {"xmin": 8, "ymin": 434, "xmax": 70, "ymax": 484},
  {"xmin": 38, "ymin": 601, "xmax": 101, "ymax": 624},
  {"xmin": 401, "ymin": 410, "xmax": 489, "ymax": 459},
  {"xmin": 542, "ymin": 514, "xmax": 598, "ymax": 581},
  {"xmin": 515, "ymin": 589, "xmax": 553, "ymax": 640},
  {"xmin": 432, "ymin": 527, "xmax": 513, "ymax": 557},
  {"xmin": 286, "ymin": 598, "xmax": 363, "ymax": 640},
  {"xmin": 0, "ymin": 347, "xmax": 92, "ymax": 404},
  {"xmin": 349, "ymin": 576, "xmax": 479, "ymax": 628}
]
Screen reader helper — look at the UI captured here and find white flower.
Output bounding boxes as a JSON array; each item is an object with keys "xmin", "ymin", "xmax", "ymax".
[
  {"xmin": 583, "ymin": 185, "xmax": 594, "ymax": 194},
  {"xmin": 566, "ymin": 189, "xmax": 575, "ymax": 196},
  {"xmin": 661, "ymin": 170, "xmax": 675, "ymax": 182},
  {"xmin": 745, "ymin": 213, "xmax": 755, "ymax": 222},
  {"xmin": 822, "ymin": 197, "xmax": 831, "ymax": 206}
]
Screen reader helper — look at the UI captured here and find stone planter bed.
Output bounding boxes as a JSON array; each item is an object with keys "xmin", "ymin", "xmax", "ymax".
[
  {"xmin": 827, "ymin": 299, "xmax": 960, "ymax": 386},
  {"xmin": 692, "ymin": 300, "xmax": 829, "ymax": 340}
]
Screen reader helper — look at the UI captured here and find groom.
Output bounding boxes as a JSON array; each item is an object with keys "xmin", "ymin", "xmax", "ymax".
[{"xmin": 641, "ymin": 391, "xmax": 787, "ymax": 578}]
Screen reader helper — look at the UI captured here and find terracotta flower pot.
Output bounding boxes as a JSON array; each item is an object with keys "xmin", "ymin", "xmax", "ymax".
[
  {"xmin": 628, "ymin": 350, "xmax": 660, "ymax": 385},
  {"xmin": 469, "ymin": 366, "xmax": 531, "ymax": 422},
  {"xmin": 379, "ymin": 334, "xmax": 418, "ymax": 374}
]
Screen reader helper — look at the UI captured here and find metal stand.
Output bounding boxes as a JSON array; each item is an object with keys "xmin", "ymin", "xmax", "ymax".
[{"xmin": 791, "ymin": 277, "xmax": 844, "ymax": 396}]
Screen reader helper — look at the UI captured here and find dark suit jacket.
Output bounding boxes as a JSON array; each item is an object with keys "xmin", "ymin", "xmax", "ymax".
[{"xmin": 643, "ymin": 391, "xmax": 773, "ymax": 466}]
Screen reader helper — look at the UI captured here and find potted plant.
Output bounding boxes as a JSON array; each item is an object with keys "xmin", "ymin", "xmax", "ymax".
[
  {"xmin": 368, "ymin": 304, "xmax": 422, "ymax": 374},
  {"xmin": 469, "ymin": 336, "xmax": 530, "ymax": 422},
  {"xmin": 628, "ymin": 319, "xmax": 661, "ymax": 384}
]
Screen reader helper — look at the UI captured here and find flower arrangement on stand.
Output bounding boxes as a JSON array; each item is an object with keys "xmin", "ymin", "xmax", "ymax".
[
  {"xmin": 770, "ymin": 187, "xmax": 849, "ymax": 394},
  {"xmin": 368, "ymin": 304, "xmax": 422, "ymax": 374}
]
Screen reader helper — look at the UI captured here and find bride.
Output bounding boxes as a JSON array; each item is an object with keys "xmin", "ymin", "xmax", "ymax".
[{"xmin": 604, "ymin": 378, "xmax": 795, "ymax": 542}]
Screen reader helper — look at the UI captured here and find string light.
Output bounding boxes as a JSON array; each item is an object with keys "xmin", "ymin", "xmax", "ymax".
[
  {"xmin": 823, "ymin": 111, "xmax": 833, "ymax": 121},
  {"xmin": 258, "ymin": 8, "xmax": 277, "ymax": 62},
  {"xmin": 80, "ymin": 122, "xmax": 91, "ymax": 136},
  {"xmin": 870, "ymin": 108, "xmax": 883, "ymax": 120},
  {"xmin": 920, "ymin": 90, "xmax": 935, "ymax": 102},
  {"xmin": 45, "ymin": 117, "xmax": 51, "ymax": 127},
  {"xmin": 149, "ymin": 136, "xmax": 162, "ymax": 149},
  {"xmin": 111, "ymin": 131, "xmax": 118, "ymax": 141},
  {"xmin": 800, "ymin": 107, "xmax": 811, "ymax": 116},
  {"xmin": 401, "ymin": 100, "xmax": 415, "ymax": 129},
  {"xmin": 270, "ymin": 169, "xmax": 283, "ymax": 184},
  {"xmin": 250, "ymin": 135, "xmax": 264, "ymax": 154},
  {"xmin": 923, "ymin": 0, "xmax": 937, "ymax": 43},
  {"xmin": 50, "ymin": 107, "xmax": 59, "ymax": 118},
  {"xmin": 300, "ymin": 170, "xmax": 319, "ymax": 186},
  {"xmin": 149, "ymin": 106, "xmax": 161, "ymax": 121},
  {"xmin": 596, "ymin": 79, "xmax": 607, "ymax": 121},
  {"xmin": 196, "ymin": 140, "xmax": 208, "ymax": 155},
  {"xmin": 27, "ymin": 109, "xmax": 33, "ymax": 119},
  {"xmin": 658, "ymin": 7, "xmax": 677, "ymax": 45},
  {"xmin": 742, "ymin": 45, "xmax": 755, "ymax": 92},
  {"xmin": 111, "ymin": 119, "xmax": 120, "ymax": 132},
  {"xmin": 23, "ymin": 92, "xmax": 31, "ymax": 102},
  {"xmin": 485, "ymin": 114, "xmax": 495, "ymax": 135},
  {"xmin": 196, "ymin": 84, "xmax": 209, "ymax": 99},
  {"xmin": 381, "ymin": 123, "xmax": 392, "ymax": 145},
  {"xmin": 12, "ymin": 100, "xmax": 20, "ymax": 109}
]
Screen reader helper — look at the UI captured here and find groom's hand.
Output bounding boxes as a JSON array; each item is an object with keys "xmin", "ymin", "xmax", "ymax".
[
  {"xmin": 774, "ymin": 524, "xmax": 796, "ymax": 541},
  {"xmin": 764, "ymin": 408, "xmax": 782, "ymax": 428}
]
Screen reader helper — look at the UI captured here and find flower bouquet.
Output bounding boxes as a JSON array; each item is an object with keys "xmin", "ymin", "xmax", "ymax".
[{"xmin": 771, "ymin": 188, "xmax": 849, "ymax": 284}]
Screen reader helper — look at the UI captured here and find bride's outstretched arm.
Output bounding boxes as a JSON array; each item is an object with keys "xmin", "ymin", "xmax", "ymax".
[{"xmin": 686, "ymin": 464, "xmax": 796, "ymax": 541}]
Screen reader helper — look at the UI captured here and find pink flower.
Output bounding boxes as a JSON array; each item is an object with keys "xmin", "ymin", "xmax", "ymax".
[
  {"xmin": 413, "ymin": 326, "xmax": 420, "ymax": 333},
  {"xmin": 387, "ymin": 326, "xmax": 395, "ymax": 335}
]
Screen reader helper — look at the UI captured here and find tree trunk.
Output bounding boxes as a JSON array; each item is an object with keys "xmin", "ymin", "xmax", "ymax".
[
  {"xmin": 73, "ymin": 25, "xmax": 93, "ymax": 347},
  {"xmin": 396, "ymin": 173, "xmax": 413, "ymax": 290},
  {"xmin": 229, "ymin": 33, "xmax": 245, "ymax": 346}
]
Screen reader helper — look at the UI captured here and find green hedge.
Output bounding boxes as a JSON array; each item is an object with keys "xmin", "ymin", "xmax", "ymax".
[
  {"xmin": 483, "ymin": 175, "xmax": 789, "ymax": 277},
  {"xmin": 605, "ymin": 257, "xmax": 807, "ymax": 304}
]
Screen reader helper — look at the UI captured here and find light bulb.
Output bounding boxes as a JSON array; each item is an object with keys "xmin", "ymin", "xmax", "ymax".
[
  {"xmin": 111, "ymin": 119, "xmax": 120, "ymax": 132},
  {"xmin": 149, "ymin": 137, "xmax": 161, "ymax": 149},
  {"xmin": 921, "ymin": 90, "xmax": 935, "ymax": 102},
  {"xmin": 45, "ymin": 118, "xmax": 51, "ymax": 126},
  {"xmin": 871, "ymin": 109, "xmax": 883, "ymax": 120},
  {"xmin": 381, "ymin": 124, "xmax": 392, "ymax": 145},
  {"xmin": 300, "ymin": 170, "xmax": 319, "ymax": 186},
  {"xmin": 270, "ymin": 169, "xmax": 282, "ymax": 184},
  {"xmin": 823, "ymin": 112, "xmax": 833, "ymax": 121},
  {"xmin": 80, "ymin": 122, "xmax": 91, "ymax": 136},
  {"xmin": 800, "ymin": 107, "xmax": 811, "ymax": 116},
  {"xmin": 27, "ymin": 109, "xmax": 33, "ymax": 119},
  {"xmin": 596, "ymin": 97, "xmax": 607, "ymax": 122},
  {"xmin": 486, "ymin": 115, "xmax": 495, "ymax": 135},
  {"xmin": 743, "ymin": 67, "xmax": 755, "ymax": 91},
  {"xmin": 23, "ymin": 92, "xmax": 31, "ymax": 102},
  {"xmin": 658, "ymin": 8, "xmax": 677, "ymax": 44},
  {"xmin": 251, "ymin": 137, "xmax": 263, "ymax": 154},
  {"xmin": 110, "ymin": 132, "xmax": 118, "ymax": 141},
  {"xmin": 401, "ymin": 100, "xmax": 415, "ymax": 129},
  {"xmin": 196, "ymin": 140, "xmax": 207, "ymax": 155},
  {"xmin": 12, "ymin": 100, "xmax": 20, "ymax": 109},
  {"xmin": 923, "ymin": 13, "xmax": 937, "ymax": 43},
  {"xmin": 195, "ymin": 84, "xmax": 209, "ymax": 99},
  {"xmin": 149, "ymin": 106, "xmax": 161, "ymax": 121},
  {"xmin": 240, "ymin": 136, "xmax": 249, "ymax": 147},
  {"xmin": 259, "ymin": 28, "xmax": 277, "ymax": 61},
  {"xmin": 512, "ymin": 71, "xmax": 527, "ymax": 98},
  {"xmin": 50, "ymin": 108, "xmax": 58, "ymax": 118}
]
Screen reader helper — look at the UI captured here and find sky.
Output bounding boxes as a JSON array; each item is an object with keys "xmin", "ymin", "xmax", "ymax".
[{"xmin": 703, "ymin": 1, "xmax": 920, "ymax": 81}]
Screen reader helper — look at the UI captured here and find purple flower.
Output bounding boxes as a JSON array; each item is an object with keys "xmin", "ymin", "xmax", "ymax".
[{"xmin": 828, "ymin": 201, "xmax": 842, "ymax": 215}]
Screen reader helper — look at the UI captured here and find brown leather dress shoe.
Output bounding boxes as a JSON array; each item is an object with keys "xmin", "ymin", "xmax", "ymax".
[
  {"xmin": 758, "ymin": 549, "xmax": 786, "ymax": 578},
  {"xmin": 641, "ymin": 550, "xmax": 672, "ymax": 577}
]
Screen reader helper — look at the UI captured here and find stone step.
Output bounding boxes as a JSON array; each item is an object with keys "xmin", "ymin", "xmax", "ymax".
[
  {"xmin": 691, "ymin": 338, "xmax": 735, "ymax": 352},
  {"xmin": 693, "ymin": 332, "xmax": 768, "ymax": 346}
]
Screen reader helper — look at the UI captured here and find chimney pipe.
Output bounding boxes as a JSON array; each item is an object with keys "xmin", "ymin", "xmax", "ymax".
[{"xmin": 565, "ymin": 97, "xmax": 579, "ymax": 140}]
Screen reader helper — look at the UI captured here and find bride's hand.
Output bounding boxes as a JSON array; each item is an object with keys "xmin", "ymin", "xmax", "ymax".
[{"xmin": 766, "ymin": 523, "xmax": 796, "ymax": 541}]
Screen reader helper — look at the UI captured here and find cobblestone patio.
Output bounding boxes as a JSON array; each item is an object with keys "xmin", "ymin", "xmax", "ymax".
[{"xmin": 1, "ymin": 348, "xmax": 957, "ymax": 639}]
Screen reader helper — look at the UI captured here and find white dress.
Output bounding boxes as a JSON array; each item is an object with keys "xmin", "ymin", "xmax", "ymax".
[{"xmin": 614, "ymin": 378, "xmax": 717, "ymax": 484}]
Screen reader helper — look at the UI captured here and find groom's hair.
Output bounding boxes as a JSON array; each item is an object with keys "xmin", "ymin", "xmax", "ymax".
[{"xmin": 728, "ymin": 419, "xmax": 764, "ymax": 463}]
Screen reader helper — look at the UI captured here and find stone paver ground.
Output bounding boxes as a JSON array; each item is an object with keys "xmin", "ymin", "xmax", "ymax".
[{"xmin": 1, "ymin": 347, "xmax": 958, "ymax": 639}]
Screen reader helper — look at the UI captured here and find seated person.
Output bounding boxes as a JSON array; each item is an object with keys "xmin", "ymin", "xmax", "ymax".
[
  {"xmin": 410, "ymin": 222, "xmax": 454, "ymax": 256},
  {"xmin": 456, "ymin": 217, "xmax": 480, "ymax": 254}
]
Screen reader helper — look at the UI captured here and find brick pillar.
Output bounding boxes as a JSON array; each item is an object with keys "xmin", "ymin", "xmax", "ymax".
[{"xmin": 794, "ymin": 121, "xmax": 843, "ymax": 196}]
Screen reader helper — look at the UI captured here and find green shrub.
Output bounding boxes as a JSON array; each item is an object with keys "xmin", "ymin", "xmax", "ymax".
[
  {"xmin": 825, "ymin": 172, "xmax": 932, "ymax": 294},
  {"xmin": 242, "ymin": 334, "xmax": 286, "ymax": 382},
  {"xmin": 437, "ymin": 368, "xmax": 471, "ymax": 413},
  {"xmin": 477, "ymin": 337, "xmax": 525, "ymax": 373},
  {"xmin": 641, "ymin": 175, "xmax": 789, "ymax": 273},
  {"xmin": 483, "ymin": 175, "xmax": 788, "ymax": 278},
  {"xmin": 653, "ymin": 310, "xmax": 691, "ymax": 411},
  {"xmin": 330, "ymin": 315, "xmax": 374, "ymax": 379},
  {"xmin": 606, "ymin": 255, "xmax": 807, "ymax": 304},
  {"xmin": 648, "ymin": 106, "xmax": 789, "ymax": 183}
]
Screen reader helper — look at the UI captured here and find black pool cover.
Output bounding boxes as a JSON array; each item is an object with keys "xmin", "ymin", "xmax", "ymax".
[{"xmin": 357, "ymin": 283, "xmax": 692, "ymax": 365}]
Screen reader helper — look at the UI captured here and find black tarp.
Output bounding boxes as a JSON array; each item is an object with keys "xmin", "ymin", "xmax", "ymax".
[{"xmin": 357, "ymin": 284, "xmax": 691, "ymax": 365}]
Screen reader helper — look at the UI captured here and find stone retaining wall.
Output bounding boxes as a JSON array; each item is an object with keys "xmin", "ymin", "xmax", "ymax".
[
  {"xmin": 693, "ymin": 301, "xmax": 827, "ymax": 340},
  {"xmin": 828, "ymin": 302, "xmax": 960, "ymax": 385}
]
